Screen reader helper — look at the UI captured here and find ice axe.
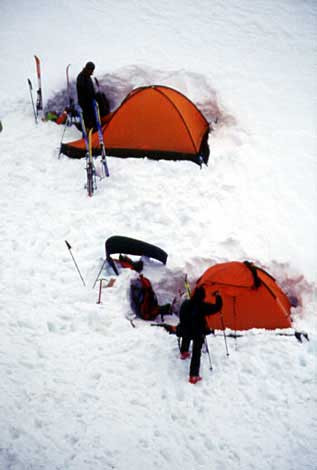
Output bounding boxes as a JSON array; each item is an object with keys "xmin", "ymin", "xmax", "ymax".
[{"xmin": 65, "ymin": 240, "xmax": 86, "ymax": 286}]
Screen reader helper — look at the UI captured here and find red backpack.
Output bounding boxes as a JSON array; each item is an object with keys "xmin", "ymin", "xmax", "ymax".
[{"xmin": 130, "ymin": 275, "xmax": 160, "ymax": 320}]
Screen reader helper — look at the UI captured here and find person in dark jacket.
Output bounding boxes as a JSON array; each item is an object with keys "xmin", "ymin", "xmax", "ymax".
[
  {"xmin": 177, "ymin": 286, "xmax": 222, "ymax": 384},
  {"xmin": 76, "ymin": 61, "xmax": 97, "ymax": 131}
]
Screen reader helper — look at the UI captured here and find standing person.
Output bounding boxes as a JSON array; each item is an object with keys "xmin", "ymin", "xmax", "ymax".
[
  {"xmin": 76, "ymin": 61, "xmax": 97, "ymax": 131},
  {"xmin": 177, "ymin": 286, "xmax": 222, "ymax": 384}
]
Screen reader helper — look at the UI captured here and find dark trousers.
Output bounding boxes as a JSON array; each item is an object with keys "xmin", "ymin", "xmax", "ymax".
[
  {"xmin": 180, "ymin": 335, "xmax": 205, "ymax": 376},
  {"xmin": 82, "ymin": 105, "xmax": 96, "ymax": 131}
]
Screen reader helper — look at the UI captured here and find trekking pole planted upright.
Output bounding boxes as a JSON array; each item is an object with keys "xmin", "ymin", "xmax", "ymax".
[
  {"xmin": 93, "ymin": 99, "xmax": 110, "ymax": 178},
  {"xmin": 27, "ymin": 78, "xmax": 38, "ymax": 124}
]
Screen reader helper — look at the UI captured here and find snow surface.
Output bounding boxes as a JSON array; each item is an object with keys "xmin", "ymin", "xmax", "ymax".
[{"xmin": 0, "ymin": 1, "xmax": 316, "ymax": 469}]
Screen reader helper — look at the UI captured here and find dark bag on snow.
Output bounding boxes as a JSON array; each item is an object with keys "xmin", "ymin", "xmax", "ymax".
[
  {"xmin": 96, "ymin": 91, "xmax": 110, "ymax": 117},
  {"xmin": 130, "ymin": 275, "xmax": 160, "ymax": 320}
]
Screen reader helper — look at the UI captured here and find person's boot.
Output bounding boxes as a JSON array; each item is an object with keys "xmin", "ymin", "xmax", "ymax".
[
  {"xmin": 189, "ymin": 376, "xmax": 202, "ymax": 384},
  {"xmin": 180, "ymin": 352, "xmax": 190, "ymax": 360}
]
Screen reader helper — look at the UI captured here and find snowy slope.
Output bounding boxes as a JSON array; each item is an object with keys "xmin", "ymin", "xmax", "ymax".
[{"xmin": 0, "ymin": 1, "xmax": 316, "ymax": 469}]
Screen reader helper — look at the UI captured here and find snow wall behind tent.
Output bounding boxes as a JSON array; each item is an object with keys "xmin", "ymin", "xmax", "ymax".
[
  {"xmin": 195, "ymin": 261, "xmax": 292, "ymax": 331},
  {"xmin": 60, "ymin": 85, "xmax": 210, "ymax": 165}
]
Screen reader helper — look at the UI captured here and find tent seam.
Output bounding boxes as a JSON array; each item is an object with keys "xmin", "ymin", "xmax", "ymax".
[{"xmin": 154, "ymin": 86, "xmax": 204, "ymax": 154}]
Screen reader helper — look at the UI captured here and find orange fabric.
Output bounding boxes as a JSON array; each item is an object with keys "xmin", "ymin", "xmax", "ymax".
[
  {"xmin": 196, "ymin": 262, "xmax": 292, "ymax": 331},
  {"xmin": 67, "ymin": 85, "xmax": 209, "ymax": 156},
  {"xmin": 56, "ymin": 111, "xmax": 67, "ymax": 125},
  {"xmin": 103, "ymin": 86, "xmax": 207, "ymax": 153}
]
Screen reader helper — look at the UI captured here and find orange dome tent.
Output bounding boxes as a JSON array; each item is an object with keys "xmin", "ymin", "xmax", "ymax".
[
  {"xmin": 195, "ymin": 261, "xmax": 292, "ymax": 331},
  {"xmin": 60, "ymin": 85, "xmax": 210, "ymax": 165}
]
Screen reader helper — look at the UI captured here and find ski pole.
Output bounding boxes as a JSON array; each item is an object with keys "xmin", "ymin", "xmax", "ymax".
[
  {"xmin": 97, "ymin": 278, "xmax": 103, "ymax": 304},
  {"xmin": 58, "ymin": 112, "xmax": 73, "ymax": 158},
  {"xmin": 92, "ymin": 258, "xmax": 107, "ymax": 289},
  {"xmin": 204, "ymin": 337, "xmax": 213, "ymax": 370},
  {"xmin": 65, "ymin": 240, "xmax": 86, "ymax": 286},
  {"xmin": 27, "ymin": 78, "xmax": 38, "ymax": 124},
  {"xmin": 220, "ymin": 311, "xmax": 230, "ymax": 356}
]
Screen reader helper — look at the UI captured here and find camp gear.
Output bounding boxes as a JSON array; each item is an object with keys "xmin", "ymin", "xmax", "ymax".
[
  {"xmin": 94, "ymin": 78, "xmax": 110, "ymax": 116},
  {"xmin": 77, "ymin": 105, "xmax": 97, "ymax": 196},
  {"xmin": 27, "ymin": 78, "xmax": 38, "ymax": 124},
  {"xmin": 60, "ymin": 85, "xmax": 210, "ymax": 165},
  {"xmin": 34, "ymin": 55, "xmax": 43, "ymax": 118},
  {"xmin": 87, "ymin": 128, "xmax": 96, "ymax": 196},
  {"xmin": 65, "ymin": 240, "xmax": 86, "ymax": 286},
  {"xmin": 93, "ymin": 99, "xmax": 110, "ymax": 177},
  {"xmin": 44, "ymin": 111, "xmax": 59, "ymax": 122},
  {"xmin": 66, "ymin": 64, "xmax": 74, "ymax": 110},
  {"xmin": 106, "ymin": 235, "xmax": 167, "ymax": 275},
  {"xmin": 96, "ymin": 91, "xmax": 110, "ymax": 116},
  {"xmin": 93, "ymin": 235, "xmax": 168, "ymax": 288},
  {"xmin": 130, "ymin": 275, "xmax": 160, "ymax": 321},
  {"xmin": 196, "ymin": 261, "xmax": 292, "ymax": 331},
  {"xmin": 116, "ymin": 254, "xmax": 143, "ymax": 272},
  {"xmin": 96, "ymin": 278, "xmax": 116, "ymax": 304}
]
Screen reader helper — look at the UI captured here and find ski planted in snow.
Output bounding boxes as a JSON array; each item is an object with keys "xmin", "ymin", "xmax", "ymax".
[
  {"xmin": 27, "ymin": 78, "xmax": 38, "ymax": 124},
  {"xmin": 66, "ymin": 64, "xmax": 73, "ymax": 109},
  {"xmin": 93, "ymin": 99, "xmax": 110, "ymax": 178},
  {"xmin": 66, "ymin": 63, "xmax": 78, "ymax": 117},
  {"xmin": 87, "ymin": 128, "xmax": 97, "ymax": 196},
  {"xmin": 57, "ymin": 63, "xmax": 79, "ymax": 129},
  {"xmin": 77, "ymin": 105, "xmax": 97, "ymax": 196},
  {"xmin": 34, "ymin": 55, "xmax": 43, "ymax": 118}
]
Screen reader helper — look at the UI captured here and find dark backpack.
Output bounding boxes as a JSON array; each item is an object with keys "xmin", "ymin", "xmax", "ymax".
[
  {"xmin": 96, "ymin": 91, "xmax": 110, "ymax": 117},
  {"xmin": 130, "ymin": 275, "xmax": 160, "ymax": 320}
]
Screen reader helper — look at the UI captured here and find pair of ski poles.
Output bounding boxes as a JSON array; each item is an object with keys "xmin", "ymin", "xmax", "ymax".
[{"xmin": 203, "ymin": 323, "xmax": 230, "ymax": 372}]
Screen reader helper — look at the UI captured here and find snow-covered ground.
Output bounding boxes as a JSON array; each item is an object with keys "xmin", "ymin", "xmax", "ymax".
[{"xmin": 0, "ymin": 1, "xmax": 316, "ymax": 469}]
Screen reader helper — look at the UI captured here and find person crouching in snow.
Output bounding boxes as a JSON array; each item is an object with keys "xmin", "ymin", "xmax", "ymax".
[{"xmin": 176, "ymin": 286, "xmax": 222, "ymax": 384}]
